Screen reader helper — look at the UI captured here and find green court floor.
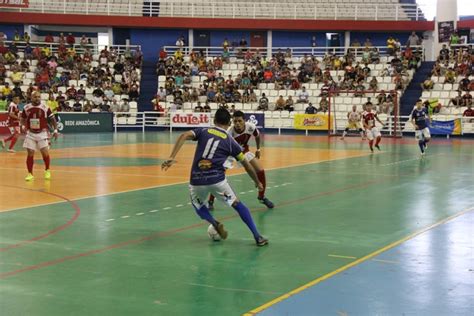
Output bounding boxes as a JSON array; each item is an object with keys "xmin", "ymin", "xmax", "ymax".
[{"xmin": 0, "ymin": 133, "xmax": 473, "ymax": 315}]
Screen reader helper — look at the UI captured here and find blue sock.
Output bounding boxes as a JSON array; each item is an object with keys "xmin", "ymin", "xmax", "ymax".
[
  {"xmin": 418, "ymin": 139, "xmax": 425, "ymax": 153},
  {"xmin": 194, "ymin": 205, "xmax": 217, "ymax": 226},
  {"xmin": 233, "ymin": 201, "xmax": 260, "ymax": 239}
]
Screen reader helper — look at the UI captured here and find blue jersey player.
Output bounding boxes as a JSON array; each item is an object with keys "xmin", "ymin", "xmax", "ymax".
[
  {"xmin": 161, "ymin": 108, "xmax": 268, "ymax": 246},
  {"xmin": 411, "ymin": 100, "xmax": 431, "ymax": 156}
]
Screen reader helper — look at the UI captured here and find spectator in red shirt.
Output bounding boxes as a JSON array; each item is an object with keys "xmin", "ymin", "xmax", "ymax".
[
  {"xmin": 159, "ymin": 48, "xmax": 167, "ymax": 60},
  {"xmin": 463, "ymin": 104, "xmax": 474, "ymax": 122},
  {"xmin": 263, "ymin": 69, "xmax": 273, "ymax": 83},
  {"xmin": 66, "ymin": 33, "xmax": 75, "ymax": 45},
  {"xmin": 44, "ymin": 33, "xmax": 54, "ymax": 43}
]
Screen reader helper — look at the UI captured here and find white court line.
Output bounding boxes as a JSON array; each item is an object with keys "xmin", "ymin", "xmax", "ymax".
[
  {"xmin": 0, "ymin": 151, "xmax": 375, "ymax": 214},
  {"xmin": 120, "ymin": 215, "xmax": 130, "ymax": 219},
  {"xmin": 149, "ymin": 210, "xmax": 159, "ymax": 213},
  {"xmin": 136, "ymin": 213, "xmax": 144, "ymax": 216},
  {"xmin": 176, "ymin": 204, "xmax": 184, "ymax": 207},
  {"xmin": 105, "ymin": 218, "xmax": 115, "ymax": 222},
  {"xmin": 163, "ymin": 207, "xmax": 172, "ymax": 210}
]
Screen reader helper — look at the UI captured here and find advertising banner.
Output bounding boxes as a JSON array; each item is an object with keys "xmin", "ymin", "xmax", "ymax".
[
  {"xmin": 0, "ymin": 112, "xmax": 9, "ymax": 134},
  {"xmin": 170, "ymin": 112, "xmax": 211, "ymax": 128},
  {"xmin": 437, "ymin": 21, "xmax": 455, "ymax": 43},
  {"xmin": 0, "ymin": 0, "xmax": 29, "ymax": 8},
  {"xmin": 57, "ymin": 113, "xmax": 113, "ymax": 133},
  {"xmin": 429, "ymin": 119, "xmax": 462, "ymax": 135},
  {"xmin": 244, "ymin": 113, "xmax": 265, "ymax": 129},
  {"xmin": 293, "ymin": 113, "xmax": 333, "ymax": 130}
]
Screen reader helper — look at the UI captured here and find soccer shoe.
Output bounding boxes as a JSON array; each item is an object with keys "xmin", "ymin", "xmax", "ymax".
[
  {"xmin": 258, "ymin": 197, "xmax": 274, "ymax": 209},
  {"xmin": 44, "ymin": 169, "xmax": 51, "ymax": 180},
  {"xmin": 25, "ymin": 173, "xmax": 34, "ymax": 181},
  {"xmin": 255, "ymin": 236, "xmax": 269, "ymax": 247},
  {"xmin": 0, "ymin": 139, "xmax": 4, "ymax": 149},
  {"xmin": 208, "ymin": 200, "xmax": 214, "ymax": 211},
  {"xmin": 375, "ymin": 145, "xmax": 381, "ymax": 151},
  {"xmin": 370, "ymin": 147, "xmax": 374, "ymax": 153},
  {"xmin": 7, "ymin": 149, "xmax": 15, "ymax": 153},
  {"xmin": 214, "ymin": 221, "xmax": 228, "ymax": 240}
]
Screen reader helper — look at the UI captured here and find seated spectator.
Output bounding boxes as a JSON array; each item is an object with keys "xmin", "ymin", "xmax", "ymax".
[
  {"xmin": 320, "ymin": 81, "xmax": 330, "ymax": 97},
  {"xmin": 448, "ymin": 91, "xmax": 464, "ymax": 107},
  {"xmin": 104, "ymin": 85, "xmax": 115, "ymax": 101},
  {"xmin": 258, "ymin": 93, "xmax": 269, "ymax": 111},
  {"xmin": 83, "ymin": 100, "xmax": 93, "ymax": 112},
  {"xmin": 44, "ymin": 33, "xmax": 54, "ymax": 43},
  {"xmin": 249, "ymin": 89, "xmax": 257, "ymax": 103},
  {"xmin": 354, "ymin": 81, "xmax": 366, "ymax": 97},
  {"xmin": 194, "ymin": 102, "xmax": 203, "ymax": 112},
  {"xmin": 156, "ymin": 87, "xmax": 166, "ymax": 101},
  {"xmin": 263, "ymin": 69, "xmax": 274, "ymax": 83},
  {"xmin": 459, "ymin": 76, "xmax": 471, "ymax": 92},
  {"xmin": 66, "ymin": 33, "xmax": 75, "ymax": 45},
  {"xmin": 120, "ymin": 99, "xmax": 130, "ymax": 113},
  {"xmin": 463, "ymin": 104, "xmax": 474, "ymax": 122},
  {"xmin": 421, "ymin": 77, "xmax": 434, "ymax": 90},
  {"xmin": 10, "ymin": 70, "xmax": 24, "ymax": 85},
  {"xmin": 285, "ymin": 96, "xmax": 294, "ymax": 112},
  {"xmin": 369, "ymin": 76, "xmax": 378, "ymax": 90},
  {"xmin": 0, "ymin": 95, "xmax": 7, "ymax": 111},
  {"xmin": 203, "ymin": 102, "xmax": 211, "ymax": 112},
  {"xmin": 66, "ymin": 85, "xmax": 77, "ymax": 100},
  {"xmin": 1, "ymin": 83, "xmax": 11, "ymax": 98},
  {"xmin": 462, "ymin": 92, "xmax": 472, "ymax": 106},
  {"xmin": 73, "ymin": 99, "xmax": 83, "ymax": 112},
  {"xmin": 305, "ymin": 103, "xmax": 317, "ymax": 114},
  {"xmin": 444, "ymin": 68, "xmax": 456, "ymax": 84},
  {"xmin": 77, "ymin": 84, "xmax": 86, "ymax": 100},
  {"xmin": 12, "ymin": 83, "xmax": 24, "ymax": 100},
  {"xmin": 275, "ymin": 95, "xmax": 286, "ymax": 111},
  {"xmin": 47, "ymin": 95, "xmax": 59, "ymax": 113},
  {"xmin": 297, "ymin": 86, "xmax": 309, "ymax": 103},
  {"xmin": 128, "ymin": 85, "xmax": 139, "ymax": 101}
]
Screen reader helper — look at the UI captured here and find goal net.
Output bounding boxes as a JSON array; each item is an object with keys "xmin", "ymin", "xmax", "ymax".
[{"xmin": 327, "ymin": 90, "xmax": 402, "ymax": 138}]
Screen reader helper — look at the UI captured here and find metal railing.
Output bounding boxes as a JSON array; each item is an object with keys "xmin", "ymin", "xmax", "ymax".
[
  {"xmin": 111, "ymin": 112, "xmax": 473, "ymax": 136},
  {"xmin": 1, "ymin": 0, "xmax": 428, "ymax": 21},
  {"xmin": 1, "ymin": 40, "xmax": 141, "ymax": 56},
  {"xmin": 163, "ymin": 45, "xmax": 424, "ymax": 59}
]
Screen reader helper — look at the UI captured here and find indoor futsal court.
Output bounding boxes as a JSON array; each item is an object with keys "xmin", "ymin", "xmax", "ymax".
[{"xmin": 0, "ymin": 132, "xmax": 472, "ymax": 315}]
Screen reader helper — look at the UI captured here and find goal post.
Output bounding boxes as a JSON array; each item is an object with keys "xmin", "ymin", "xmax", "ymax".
[{"xmin": 327, "ymin": 90, "xmax": 402, "ymax": 138}]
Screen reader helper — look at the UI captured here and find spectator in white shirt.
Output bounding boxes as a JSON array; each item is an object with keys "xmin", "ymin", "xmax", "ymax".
[{"xmin": 297, "ymin": 86, "xmax": 309, "ymax": 103}]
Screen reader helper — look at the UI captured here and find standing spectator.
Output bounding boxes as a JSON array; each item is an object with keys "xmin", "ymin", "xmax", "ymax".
[
  {"xmin": 459, "ymin": 76, "xmax": 470, "ymax": 92},
  {"xmin": 80, "ymin": 35, "xmax": 88, "ymax": 47},
  {"xmin": 319, "ymin": 97, "xmax": 329, "ymax": 113},
  {"xmin": 175, "ymin": 36, "xmax": 185, "ymax": 48},
  {"xmin": 407, "ymin": 32, "xmax": 421, "ymax": 47},
  {"xmin": 128, "ymin": 85, "xmax": 139, "ymax": 101},
  {"xmin": 462, "ymin": 92, "xmax": 472, "ymax": 106},
  {"xmin": 194, "ymin": 101, "xmax": 203, "ymax": 112},
  {"xmin": 449, "ymin": 31, "xmax": 460, "ymax": 46},
  {"xmin": 66, "ymin": 85, "xmax": 77, "ymax": 100},
  {"xmin": 73, "ymin": 98, "xmax": 83, "ymax": 112}
]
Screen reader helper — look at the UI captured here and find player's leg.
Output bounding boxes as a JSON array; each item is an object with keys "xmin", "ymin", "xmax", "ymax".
[
  {"xmin": 213, "ymin": 179, "xmax": 268, "ymax": 246},
  {"xmin": 415, "ymin": 130, "xmax": 425, "ymax": 154},
  {"xmin": 366, "ymin": 129, "xmax": 375, "ymax": 152},
  {"xmin": 38, "ymin": 132, "xmax": 52, "ymax": 179},
  {"xmin": 374, "ymin": 128, "xmax": 382, "ymax": 150},
  {"xmin": 25, "ymin": 148, "xmax": 35, "ymax": 181},
  {"xmin": 423, "ymin": 127, "xmax": 431, "ymax": 150},
  {"xmin": 190, "ymin": 185, "xmax": 227, "ymax": 238},
  {"xmin": 249, "ymin": 157, "xmax": 274, "ymax": 208},
  {"xmin": 341, "ymin": 127, "xmax": 349, "ymax": 140},
  {"xmin": 7, "ymin": 127, "xmax": 20, "ymax": 152},
  {"xmin": 359, "ymin": 128, "xmax": 365, "ymax": 139}
]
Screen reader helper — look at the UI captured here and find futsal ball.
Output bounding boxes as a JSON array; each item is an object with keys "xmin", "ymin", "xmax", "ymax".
[{"xmin": 207, "ymin": 224, "xmax": 221, "ymax": 241}]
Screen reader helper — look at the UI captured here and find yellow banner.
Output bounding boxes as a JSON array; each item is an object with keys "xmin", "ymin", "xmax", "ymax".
[
  {"xmin": 453, "ymin": 118, "xmax": 462, "ymax": 135},
  {"xmin": 293, "ymin": 114, "xmax": 333, "ymax": 130}
]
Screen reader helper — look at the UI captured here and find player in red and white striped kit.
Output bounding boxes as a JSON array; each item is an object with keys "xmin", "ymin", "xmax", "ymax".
[
  {"xmin": 1, "ymin": 96, "xmax": 21, "ymax": 153},
  {"xmin": 20, "ymin": 91, "xmax": 58, "ymax": 181},
  {"xmin": 362, "ymin": 103, "xmax": 384, "ymax": 152},
  {"xmin": 209, "ymin": 110, "xmax": 274, "ymax": 209}
]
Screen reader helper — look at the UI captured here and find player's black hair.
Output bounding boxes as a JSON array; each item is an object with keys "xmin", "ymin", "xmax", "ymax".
[
  {"xmin": 214, "ymin": 108, "xmax": 232, "ymax": 125},
  {"xmin": 233, "ymin": 110, "xmax": 245, "ymax": 118}
]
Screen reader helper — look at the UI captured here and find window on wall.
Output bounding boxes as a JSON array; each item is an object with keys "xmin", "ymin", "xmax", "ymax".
[{"xmin": 98, "ymin": 33, "xmax": 109, "ymax": 50}]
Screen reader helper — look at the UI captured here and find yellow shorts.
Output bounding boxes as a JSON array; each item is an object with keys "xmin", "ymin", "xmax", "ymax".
[{"xmin": 346, "ymin": 122, "xmax": 361, "ymax": 130}]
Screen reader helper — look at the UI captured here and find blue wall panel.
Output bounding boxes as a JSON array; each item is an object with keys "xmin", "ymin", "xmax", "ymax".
[
  {"xmin": 207, "ymin": 30, "xmax": 251, "ymax": 47},
  {"xmin": 129, "ymin": 28, "xmax": 188, "ymax": 61},
  {"xmin": 272, "ymin": 31, "xmax": 336, "ymax": 47},
  {"xmin": 0, "ymin": 24, "xmax": 24, "ymax": 40}
]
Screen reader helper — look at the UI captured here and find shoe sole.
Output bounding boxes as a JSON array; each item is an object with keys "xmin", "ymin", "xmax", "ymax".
[{"xmin": 256, "ymin": 239, "xmax": 269, "ymax": 247}]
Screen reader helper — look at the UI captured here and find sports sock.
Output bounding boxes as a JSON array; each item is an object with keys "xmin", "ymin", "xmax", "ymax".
[
  {"xmin": 369, "ymin": 139, "xmax": 374, "ymax": 149},
  {"xmin": 27, "ymin": 155, "xmax": 34, "ymax": 173},
  {"xmin": 375, "ymin": 136, "xmax": 381, "ymax": 146},
  {"xmin": 233, "ymin": 201, "xmax": 260, "ymax": 238},
  {"xmin": 342, "ymin": 129, "xmax": 347, "ymax": 138},
  {"xmin": 418, "ymin": 139, "xmax": 425, "ymax": 153},
  {"xmin": 209, "ymin": 194, "xmax": 215, "ymax": 203},
  {"xmin": 43, "ymin": 155, "xmax": 50, "ymax": 170},
  {"xmin": 9, "ymin": 135, "xmax": 18, "ymax": 150},
  {"xmin": 257, "ymin": 170, "xmax": 266, "ymax": 199},
  {"xmin": 194, "ymin": 205, "xmax": 217, "ymax": 226}
]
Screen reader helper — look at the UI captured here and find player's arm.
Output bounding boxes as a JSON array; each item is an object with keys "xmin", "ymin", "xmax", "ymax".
[
  {"xmin": 410, "ymin": 110, "xmax": 418, "ymax": 129},
  {"xmin": 161, "ymin": 130, "xmax": 194, "ymax": 170}
]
